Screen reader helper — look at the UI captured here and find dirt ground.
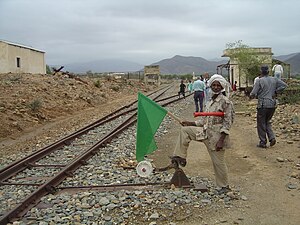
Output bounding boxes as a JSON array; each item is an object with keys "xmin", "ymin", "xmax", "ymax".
[
  {"xmin": 0, "ymin": 73, "xmax": 154, "ymax": 160},
  {"xmin": 152, "ymin": 95, "xmax": 300, "ymax": 225},
  {"xmin": 1, "ymin": 74, "xmax": 300, "ymax": 224}
]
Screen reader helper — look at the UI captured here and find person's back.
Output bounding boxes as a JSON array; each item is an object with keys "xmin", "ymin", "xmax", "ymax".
[
  {"xmin": 192, "ymin": 78, "xmax": 205, "ymax": 112},
  {"xmin": 253, "ymin": 75, "xmax": 287, "ymax": 108},
  {"xmin": 193, "ymin": 79, "xmax": 205, "ymax": 91},
  {"xmin": 178, "ymin": 80, "xmax": 186, "ymax": 98},
  {"xmin": 250, "ymin": 65, "xmax": 288, "ymax": 148},
  {"xmin": 272, "ymin": 64, "xmax": 283, "ymax": 79},
  {"xmin": 179, "ymin": 82, "xmax": 185, "ymax": 92}
]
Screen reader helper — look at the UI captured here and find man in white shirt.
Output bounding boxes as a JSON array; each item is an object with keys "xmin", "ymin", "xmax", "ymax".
[{"xmin": 272, "ymin": 64, "xmax": 283, "ymax": 80}]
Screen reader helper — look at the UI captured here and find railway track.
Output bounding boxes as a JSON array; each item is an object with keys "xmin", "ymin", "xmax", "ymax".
[{"xmin": 0, "ymin": 86, "xmax": 194, "ymax": 224}]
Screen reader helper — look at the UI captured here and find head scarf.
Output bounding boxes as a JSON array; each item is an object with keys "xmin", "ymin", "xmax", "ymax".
[{"xmin": 208, "ymin": 74, "xmax": 231, "ymax": 95}]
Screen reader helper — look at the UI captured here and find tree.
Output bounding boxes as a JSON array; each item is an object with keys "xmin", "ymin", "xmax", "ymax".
[
  {"xmin": 226, "ymin": 40, "xmax": 268, "ymax": 86},
  {"xmin": 46, "ymin": 65, "xmax": 52, "ymax": 74}
]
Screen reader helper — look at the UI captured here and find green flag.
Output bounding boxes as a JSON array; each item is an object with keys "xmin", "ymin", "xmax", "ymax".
[{"xmin": 136, "ymin": 92, "xmax": 168, "ymax": 162}]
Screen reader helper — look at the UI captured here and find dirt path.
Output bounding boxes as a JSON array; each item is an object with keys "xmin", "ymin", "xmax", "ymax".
[{"xmin": 152, "ymin": 97, "xmax": 300, "ymax": 225}]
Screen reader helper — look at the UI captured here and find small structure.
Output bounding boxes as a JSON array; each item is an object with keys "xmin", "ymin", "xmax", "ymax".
[
  {"xmin": 221, "ymin": 47, "xmax": 273, "ymax": 89},
  {"xmin": 144, "ymin": 65, "xmax": 160, "ymax": 85},
  {"xmin": 0, "ymin": 40, "xmax": 46, "ymax": 74},
  {"xmin": 108, "ymin": 72, "xmax": 125, "ymax": 79},
  {"xmin": 219, "ymin": 47, "xmax": 291, "ymax": 91}
]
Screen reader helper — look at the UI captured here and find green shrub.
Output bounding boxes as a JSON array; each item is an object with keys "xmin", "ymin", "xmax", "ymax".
[
  {"xmin": 94, "ymin": 80, "xmax": 101, "ymax": 88},
  {"xmin": 46, "ymin": 65, "xmax": 52, "ymax": 74},
  {"xmin": 278, "ymin": 88, "xmax": 300, "ymax": 104},
  {"xmin": 28, "ymin": 99, "xmax": 42, "ymax": 112},
  {"xmin": 5, "ymin": 75, "xmax": 22, "ymax": 85}
]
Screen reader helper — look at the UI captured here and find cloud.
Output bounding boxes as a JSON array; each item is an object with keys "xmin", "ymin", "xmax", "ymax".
[{"xmin": 1, "ymin": 0, "xmax": 300, "ymax": 65}]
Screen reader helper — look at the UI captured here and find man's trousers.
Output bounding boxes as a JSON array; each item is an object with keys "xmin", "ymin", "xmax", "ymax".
[
  {"xmin": 173, "ymin": 126, "xmax": 228, "ymax": 188},
  {"xmin": 257, "ymin": 107, "xmax": 276, "ymax": 145}
]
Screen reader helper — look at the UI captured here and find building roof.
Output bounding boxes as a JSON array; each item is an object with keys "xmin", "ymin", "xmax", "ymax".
[
  {"xmin": 0, "ymin": 39, "xmax": 45, "ymax": 53},
  {"xmin": 222, "ymin": 47, "xmax": 273, "ymax": 57}
]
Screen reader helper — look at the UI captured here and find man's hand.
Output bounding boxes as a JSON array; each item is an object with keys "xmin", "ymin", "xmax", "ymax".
[
  {"xmin": 249, "ymin": 94, "xmax": 255, "ymax": 100},
  {"xmin": 216, "ymin": 132, "xmax": 227, "ymax": 151},
  {"xmin": 180, "ymin": 121, "xmax": 195, "ymax": 126}
]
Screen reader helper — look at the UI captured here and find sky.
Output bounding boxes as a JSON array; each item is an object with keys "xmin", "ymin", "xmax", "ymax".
[{"xmin": 1, "ymin": 0, "xmax": 299, "ymax": 66}]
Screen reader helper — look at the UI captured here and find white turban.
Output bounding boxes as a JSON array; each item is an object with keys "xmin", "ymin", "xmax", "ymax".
[
  {"xmin": 208, "ymin": 74, "xmax": 232, "ymax": 96},
  {"xmin": 208, "ymin": 74, "xmax": 227, "ymax": 89}
]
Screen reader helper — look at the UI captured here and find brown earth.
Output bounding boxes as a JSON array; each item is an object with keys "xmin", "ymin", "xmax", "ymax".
[
  {"xmin": 1, "ymin": 74, "xmax": 300, "ymax": 224},
  {"xmin": 0, "ymin": 73, "xmax": 155, "ymax": 160},
  {"xmin": 152, "ymin": 94, "xmax": 300, "ymax": 225}
]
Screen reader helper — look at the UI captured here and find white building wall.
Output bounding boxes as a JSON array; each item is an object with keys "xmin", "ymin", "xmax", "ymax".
[
  {"xmin": 0, "ymin": 41, "xmax": 46, "ymax": 74},
  {"xmin": 0, "ymin": 42, "xmax": 8, "ymax": 72}
]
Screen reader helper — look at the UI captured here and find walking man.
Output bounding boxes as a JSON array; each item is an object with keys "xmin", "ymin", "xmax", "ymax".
[
  {"xmin": 250, "ymin": 66, "xmax": 288, "ymax": 148},
  {"xmin": 192, "ymin": 77, "xmax": 205, "ymax": 112},
  {"xmin": 178, "ymin": 79, "xmax": 186, "ymax": 99},
  {"xmin": 272, "ymin": 64, "xmax": 284, "ymax": 80}
]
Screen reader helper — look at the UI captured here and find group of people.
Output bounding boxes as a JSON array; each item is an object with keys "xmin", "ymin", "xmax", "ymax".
[{"xmin": 172, "ymin": 65, "xmax": 287, "ymax": 193}]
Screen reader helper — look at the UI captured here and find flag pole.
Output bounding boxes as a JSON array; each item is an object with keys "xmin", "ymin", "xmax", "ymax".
[{"xmin": 167, "ymin": 111, "xmax": 182, "ymax": 124}]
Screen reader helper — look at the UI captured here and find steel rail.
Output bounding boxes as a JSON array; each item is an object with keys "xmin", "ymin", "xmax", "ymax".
[
  {"xmin": 0, "ymin": 88, "xmax": 186, "ymax": 224},
  {"xmin": 58, "ymin": 182, "xmax": 172, "ymax": 192},
  {"xmin": 0, "ymin": 87, "xmax": 168, "ymax": 176},
  {"xmin": 0, "ymin": 93, "xmax": 183, "ymax": 185},
  {"xmin": 0, "ymin": 86, "xmax": 173, "ymax": 183},
  {"xmin": 0, "ymin": 115, "xmax": 137, "ymax": 224}
]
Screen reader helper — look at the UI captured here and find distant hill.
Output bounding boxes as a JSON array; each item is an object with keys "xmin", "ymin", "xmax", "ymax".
[
  {"xmin": 151, "ymin": 55, "xmax": 228, "ymax": 75},
  {"xmin": 284, "ymin": 53, "xmax": 300, "ymax": 75},
  {"xmin": 274, "ymin": 53, "xmax": 300, "ymax": 75},
  {"xmin": 63, "ymin": 59, "xmax": 143, "ymax": 73},
  {"xmin": 274, "ymin": 53, "xmax": 299, "ymax": 62},
  {"xmin": 55, "ymin": 53, "xmax": 299, "ymax": 75}
]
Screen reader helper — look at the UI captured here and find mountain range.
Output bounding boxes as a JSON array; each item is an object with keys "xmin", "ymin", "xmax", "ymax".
[
  {"xmin": 276, "ymin": 53, "xmax": 300, "ymax": 75},
  {"xmin": 63, "ymin": 53, "xmax": 300, "ymax": 75}
]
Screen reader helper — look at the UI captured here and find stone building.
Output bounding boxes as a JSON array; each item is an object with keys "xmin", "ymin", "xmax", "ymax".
[
  {"xmin": 0, "ymin": 40, "xmax": 46, "ymax": 74},
  {"xmin": 144, "ymin": 65, "xmax": 160, "ymax": 85},
  {"xmin": 221, "ymin": 47, "xmax": 273, "ymax": 89}
]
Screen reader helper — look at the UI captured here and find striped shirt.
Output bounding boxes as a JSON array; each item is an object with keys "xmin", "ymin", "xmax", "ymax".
[{"xmin": 250, "ymin": 75, "xmax": 288, "ymax": 108}]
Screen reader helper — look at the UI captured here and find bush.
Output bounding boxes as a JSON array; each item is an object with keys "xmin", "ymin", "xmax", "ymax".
[
  {"xmin": 46, "ymin": 65, "xmax": 52, "ymax": 74},
  {"xmin": 94, "ymin": 80, "xmax": 101, "ymax": 88},
  {"xmin": 28, "ymin": 99, "xmax": 42, "ymax": 112},
  {"xmin": 278, "ymin": 88, "xmax": 300, "ymax": 104}
]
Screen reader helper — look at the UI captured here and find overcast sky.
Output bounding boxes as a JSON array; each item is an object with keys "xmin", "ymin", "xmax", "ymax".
[{"xmin": 1, "ymin": 0, "xmax": 299, "ymax": 65}]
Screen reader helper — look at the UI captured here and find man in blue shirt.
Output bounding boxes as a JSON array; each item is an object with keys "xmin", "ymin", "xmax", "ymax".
[
  {"xmin": 250, "ymin": 66, "xmax": 288, "ymax": 148},
  {"xmin": 192, "ymin": 77, "xmax": 206, "ymax": 112}
]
